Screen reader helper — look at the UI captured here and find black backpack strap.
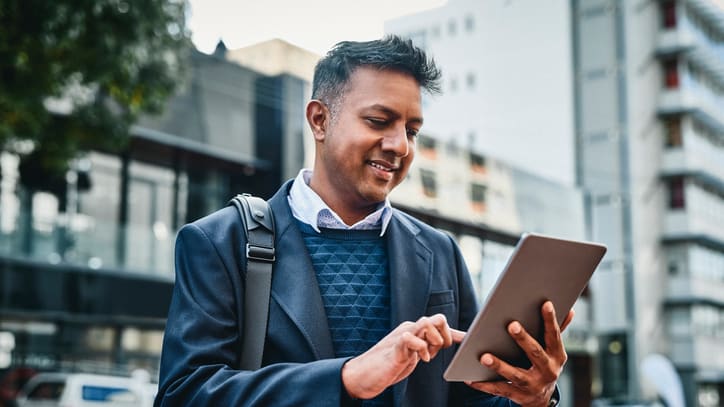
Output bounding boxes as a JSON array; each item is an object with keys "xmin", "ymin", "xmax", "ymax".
[{"xmin": 228, "ymin": 193, "xmax": 275, "ymax": 371}]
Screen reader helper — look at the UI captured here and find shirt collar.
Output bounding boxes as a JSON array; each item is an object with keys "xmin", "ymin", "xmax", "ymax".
[{"xmin": 287, "ymin": 169, "xmax": 393, "ymax": 236}]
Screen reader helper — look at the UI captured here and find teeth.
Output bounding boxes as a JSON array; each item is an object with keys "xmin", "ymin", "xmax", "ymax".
[{"xmin": 369, "ymin": 162, "xmax": 392, "ymax": 171}]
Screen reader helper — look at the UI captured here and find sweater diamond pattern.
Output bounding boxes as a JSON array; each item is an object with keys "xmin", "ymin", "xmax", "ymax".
[
  {"xmin": 299, "ymin": 226, "xmax": 391, "ymax": 359},
  {"xmin": 299, "ymin": 224, "xmax": 393, "ymax": 406}
]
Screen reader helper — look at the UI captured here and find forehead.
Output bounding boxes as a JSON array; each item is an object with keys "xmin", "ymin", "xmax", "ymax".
[{"xmin": 341, "ymin": 66, "xmax": 422, "ymax": 111}]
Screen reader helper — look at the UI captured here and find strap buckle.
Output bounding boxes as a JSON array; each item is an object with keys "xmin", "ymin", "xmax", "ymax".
[{"xmin": 246, "ymin": 243, "xmax": 275, "ymax": 262}]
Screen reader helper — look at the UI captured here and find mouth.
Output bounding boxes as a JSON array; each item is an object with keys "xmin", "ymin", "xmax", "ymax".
[
  {"xmin": 367, "ymin": 160, "xmax": 398, "ymax": 172},
  {"xmin": 367, "ymin": 160, "xmax": 398, "ymax": 181}
]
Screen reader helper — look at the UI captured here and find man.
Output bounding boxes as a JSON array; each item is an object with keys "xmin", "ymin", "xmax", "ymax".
[{"xmin": 155, "ymin": 36, "xmax": 572, "ymax": 406}]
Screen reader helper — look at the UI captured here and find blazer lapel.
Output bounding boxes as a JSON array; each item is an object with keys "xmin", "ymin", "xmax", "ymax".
[
  {"xmin": 268, "ymin": 182, "xmax": 335, "ymax": 360},
  {"xmin": 386, "ymin": 211, "xmax": 434, "ymax": 406},
  {"xmin": 387, "ymin": 211, "xmax": 433, "ymax": 327}
]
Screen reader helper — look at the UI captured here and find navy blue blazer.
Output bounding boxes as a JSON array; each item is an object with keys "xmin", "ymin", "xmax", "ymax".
[{"xmin": 155, "ymin": 180, "xmax": 515, "ymax": 406}]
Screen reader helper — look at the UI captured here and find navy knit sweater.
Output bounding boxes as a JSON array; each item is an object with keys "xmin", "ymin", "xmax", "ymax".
[{"xmin": 298, "ymin": 222, "xmax": 392, "ymax": 405}]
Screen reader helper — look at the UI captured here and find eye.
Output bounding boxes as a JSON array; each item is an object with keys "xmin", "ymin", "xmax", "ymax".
[
  {"xmin": 407, "ymin": 128, "xmax": 419, "ymax": 138},
  {"xmin": 366, "ymin": 117, "xmax": 388, "ymax": 127}
]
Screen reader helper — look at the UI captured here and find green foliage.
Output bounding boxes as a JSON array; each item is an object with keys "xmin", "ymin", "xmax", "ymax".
[{"xmin": 0, "ymin": 0, "xmax": 191, "ymax": 174}]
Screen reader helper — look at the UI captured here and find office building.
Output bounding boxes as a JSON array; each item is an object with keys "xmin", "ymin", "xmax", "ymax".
[
  {"xmin": 572, "ymin": 1, "xmax": 724, "ymax": 405},
  {"xmin": 0, "ymin": 46, "xmax": 306, "ymax": 383},
  {"xmin": 385, "ymin": 0, "xmax": 576, "ymax": 185},
  {"xmin": 388, "ymin": 0, "xmax": 724, "ymax": 404}
]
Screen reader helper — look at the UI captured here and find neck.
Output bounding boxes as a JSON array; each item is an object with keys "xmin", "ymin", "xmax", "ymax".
[{"xmin": 308, "ymin": 178, "xmax": 379, "ymax": 226}]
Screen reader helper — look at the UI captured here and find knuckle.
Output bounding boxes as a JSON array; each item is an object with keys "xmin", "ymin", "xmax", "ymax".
[
  {"xmin": 511, "ymin": 372, "xmax": 529, "ymax": 387},
  {"xmin": 530, "ymin": 347, "xmax": 547, "ymax": 361}
]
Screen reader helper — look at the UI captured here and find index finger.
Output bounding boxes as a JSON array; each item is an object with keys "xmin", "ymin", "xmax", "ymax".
[
  {"xmin": 541, "ymin": 301, "xmax": 565, "ymax": 360},
  {"xmin": 450, "ymin": 328, "xmax": 466, "ymax": 343}
]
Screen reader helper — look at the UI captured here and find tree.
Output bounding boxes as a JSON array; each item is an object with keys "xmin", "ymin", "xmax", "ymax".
[{"xmin": 0, "ymin": 0, "xmax": 191, "ymax": 179}]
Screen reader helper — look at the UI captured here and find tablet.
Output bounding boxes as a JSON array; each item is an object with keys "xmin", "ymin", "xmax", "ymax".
[{"xmin": 443, "ymin": 233, "xmax": 606, "ymax": 382}]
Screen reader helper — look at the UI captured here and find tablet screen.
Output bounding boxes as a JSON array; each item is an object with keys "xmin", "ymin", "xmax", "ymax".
[{"xmin": 443, "ymin": 233, "xmax": 606, "ymax": 382}]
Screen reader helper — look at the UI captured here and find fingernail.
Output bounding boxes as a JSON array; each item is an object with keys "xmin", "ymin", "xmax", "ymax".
[
  {"xmin": 510, "ymin": 321, "xmax": 521, "ymax": 334},
  {"xmin": 544, "ymin": 302, "xmax": 554, "ymax": 313},
  {"xmin": 482, "ymin": 354, "xmax": 493, "ymax": 366}
]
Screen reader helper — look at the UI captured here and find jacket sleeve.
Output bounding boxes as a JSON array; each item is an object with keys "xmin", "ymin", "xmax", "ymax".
[
  {"xmin": 445, "ymin": 234, "xmax": 519, "ymax": 407},
  {"xmin": 154, "ymin": 222, "xmax": 352, "ymax": 407}
]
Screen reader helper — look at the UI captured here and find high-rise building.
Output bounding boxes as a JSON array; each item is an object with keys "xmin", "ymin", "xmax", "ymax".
[
  {"xmin": 389, "ymin": 0, "xmax": 724, "ymax": 405},
  {"xmin": 386, "ymin": 3, "xmax": 594, "ymax": 404},
  {"xmin": 572, "ymin": 1, "xmax": 724, "ymax": 406},
  {"xmin": 385, "ymin": 0, "xmax": 576, "ymax": 186}
]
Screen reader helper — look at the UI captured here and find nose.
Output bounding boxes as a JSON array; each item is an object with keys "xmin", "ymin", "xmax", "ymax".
[{"xmin": 381, "ymin": 125, "xmax": 410, "ymax": 158}]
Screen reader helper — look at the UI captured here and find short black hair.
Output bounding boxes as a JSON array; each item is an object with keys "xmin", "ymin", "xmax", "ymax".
[{"xmin": 312, "ymin": 35, "xmax": 442, "ymax": 111}]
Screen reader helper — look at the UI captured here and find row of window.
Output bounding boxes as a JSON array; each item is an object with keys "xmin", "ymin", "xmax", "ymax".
[
  {"xmin": 418, "ymin": 168, "xmax": 487, "ymax": 206},
  {"xmin": 1, "ymin": 319, "xmax": 163, "ymax": 378},
  {"xmin": 664, "ymin": 115, "xmax": 724, "ymax": 151},
  {"xmin": 417, "ymin": 135, "xmax": 487, "ymax": 168},
  {"xmin": 662, "ymin": 58, "xmax": 724, "ymax": 101},
  {"xmin": 667, "ymin": 242, "xmax": 724, "ymax": 281},
  {"xmin": 667, "ymin": 304, "xmax": 724, "ymax": 339},
  {"xmin": 0, "ymin": 149, "xmax": 243, "ymax": 275},
  {"xmin": 683, "ymin": 1, "xmax": 724, "ymax": 45},
  {"xmin": 447, "ymin": 72, "xmax": 477, "ymax": 93},
  {"xmin": 661, "ymin": 0, "xmax": 724, "ymax": 45},
  {"xmin": 409, "ymin": 13, "xmax": 476, "ymax": 41},
  {"xmin": 668, "ymin": 177, "xmax": 724, "ymax": 223}
]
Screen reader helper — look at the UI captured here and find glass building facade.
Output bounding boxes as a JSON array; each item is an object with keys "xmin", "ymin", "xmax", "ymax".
[{"xmin": 0, "ymin": 48, "xmax": 306, "ymax": 393}]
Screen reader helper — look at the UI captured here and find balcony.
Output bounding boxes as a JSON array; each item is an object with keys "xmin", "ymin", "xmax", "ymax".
[
  {"xmin": 656, "ymin": 26, "xmax": 697, "ymax": 56},
  {"xmin": 670, "ymin": 335, "xmax": 724, "ymax": 371},
  {"xmin": 662, "ymin": 146, "xmax": 724, "ymax": 190},
  {"xmin": 667, "ymin": 275, "xmax": 724, "ymax": 305},
  {"xmin": 658, "ymin": 84, "xmax": 724, "ymax": 134},
  {"xmin": 665, "ymin": 209, "xmax": 724, "ymax": 247},
  {"xmin": 684, "ymin": 0, "xmax": 724, "ymax": 61}
]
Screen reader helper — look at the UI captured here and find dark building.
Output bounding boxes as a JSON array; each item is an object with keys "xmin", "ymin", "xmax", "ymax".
[{"xmin": 0, "ymin": 48, "xmax": 306, "ymax": 384}]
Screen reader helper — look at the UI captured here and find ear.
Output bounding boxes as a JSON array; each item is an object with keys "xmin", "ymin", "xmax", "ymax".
[{"xmin": 306, "ymin": 100, "xmax": 328, "ymax": 141}]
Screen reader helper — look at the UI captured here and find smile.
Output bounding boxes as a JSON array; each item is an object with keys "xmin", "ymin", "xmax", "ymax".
[{"xmin": 368, "ymin": 161, "xmax": 397, "ymax": 172}]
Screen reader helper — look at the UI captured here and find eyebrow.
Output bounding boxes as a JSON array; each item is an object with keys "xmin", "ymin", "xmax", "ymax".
[{"xmin": 366, "ymin": 104, "xmax": 424, "ymax": 126}]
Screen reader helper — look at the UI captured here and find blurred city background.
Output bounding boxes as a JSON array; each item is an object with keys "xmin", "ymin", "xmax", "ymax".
[{"xmin": 0, "ymin": 0, "xmax": 722, "ymax": 406}]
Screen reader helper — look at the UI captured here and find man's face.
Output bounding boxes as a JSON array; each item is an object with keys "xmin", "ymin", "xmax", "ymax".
[{"xmin": 310, "ymin": 67, "xmax": 422, "ymax": 220}]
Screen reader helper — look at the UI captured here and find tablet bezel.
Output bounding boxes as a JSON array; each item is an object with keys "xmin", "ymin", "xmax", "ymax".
[{"xmin": 443, "ymin": 233, "xmax": 606, "ymax": 382}]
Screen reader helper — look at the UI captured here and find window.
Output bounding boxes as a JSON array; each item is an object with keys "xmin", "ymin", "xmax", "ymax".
[
  {"xmin": 470, "ymin": 184, "xmax": 487, "ymax": 212},
  {"xmin": 664, "ymin": 116, "xmax": 682, "ymax": 147},
  {"xmin": 82, "ymin": 386, "xmax": 136, "ymax": 402},
  {"xmin": 431, "ymin": 25, "xmax": 441, "ymax": 38},
  {"xmin": 418, "ymin": 135, "xmax": 437, "ymax": 159},
  {"xmin": 27, "ymin": 381, "xmax": 64, "ymax": 400},
  {"xmin": 661, "ymin": 1, "xmax": 676, "ymax": 28},
  {"xmin": 448, "ymin": 19, "xmax": 457, "ymax": 36},
  {"xmin": 464, "ymin": 14, "xmax": 475, "ymax": 33},
  {"xmin": 466, "ymin": 72, "xmax": 476, "ymax": 90},
  {"xmin": 470, "ymin": 153, "xmax": 486, "ymax": 173},
  {"xmin": 663, "ymin": 59, "xmax": 679, "ymax": 88},
  {"xmin": 420, "ymin": 169, "xmax": 437, "ymax": 198},
  {"xmin": 668, "ymin": 177, "xmax": 685, "ymax": 209}
]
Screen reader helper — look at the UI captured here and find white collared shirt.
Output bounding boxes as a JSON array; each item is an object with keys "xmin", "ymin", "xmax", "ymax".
[{"xmin": 287, "ymin": 169, "xmax": 393, "ymax": 236}]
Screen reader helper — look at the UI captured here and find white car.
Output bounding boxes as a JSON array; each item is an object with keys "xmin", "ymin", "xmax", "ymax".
[{"xmin": 15, "ymin": 372, "xmax": 156, "ymax": 407}]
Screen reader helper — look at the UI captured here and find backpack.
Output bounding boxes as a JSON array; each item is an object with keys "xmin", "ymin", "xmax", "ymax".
[{"xmin": 227, "ymin": 194, "xmax": 275, "ymax": 370}]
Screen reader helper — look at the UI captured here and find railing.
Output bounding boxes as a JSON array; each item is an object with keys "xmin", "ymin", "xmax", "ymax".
[{"xmin": 662, "ymin": 126, "xmax": 724, "ymax": 185}]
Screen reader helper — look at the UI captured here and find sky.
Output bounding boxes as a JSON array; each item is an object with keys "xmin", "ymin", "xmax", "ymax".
[
  {"xmin": 186, "ymin": 0, "xmax": 576, "ymax": 185},
  {"xmin": 187, "ymin": 0, "xmax": 448, "ymax": 55}
]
